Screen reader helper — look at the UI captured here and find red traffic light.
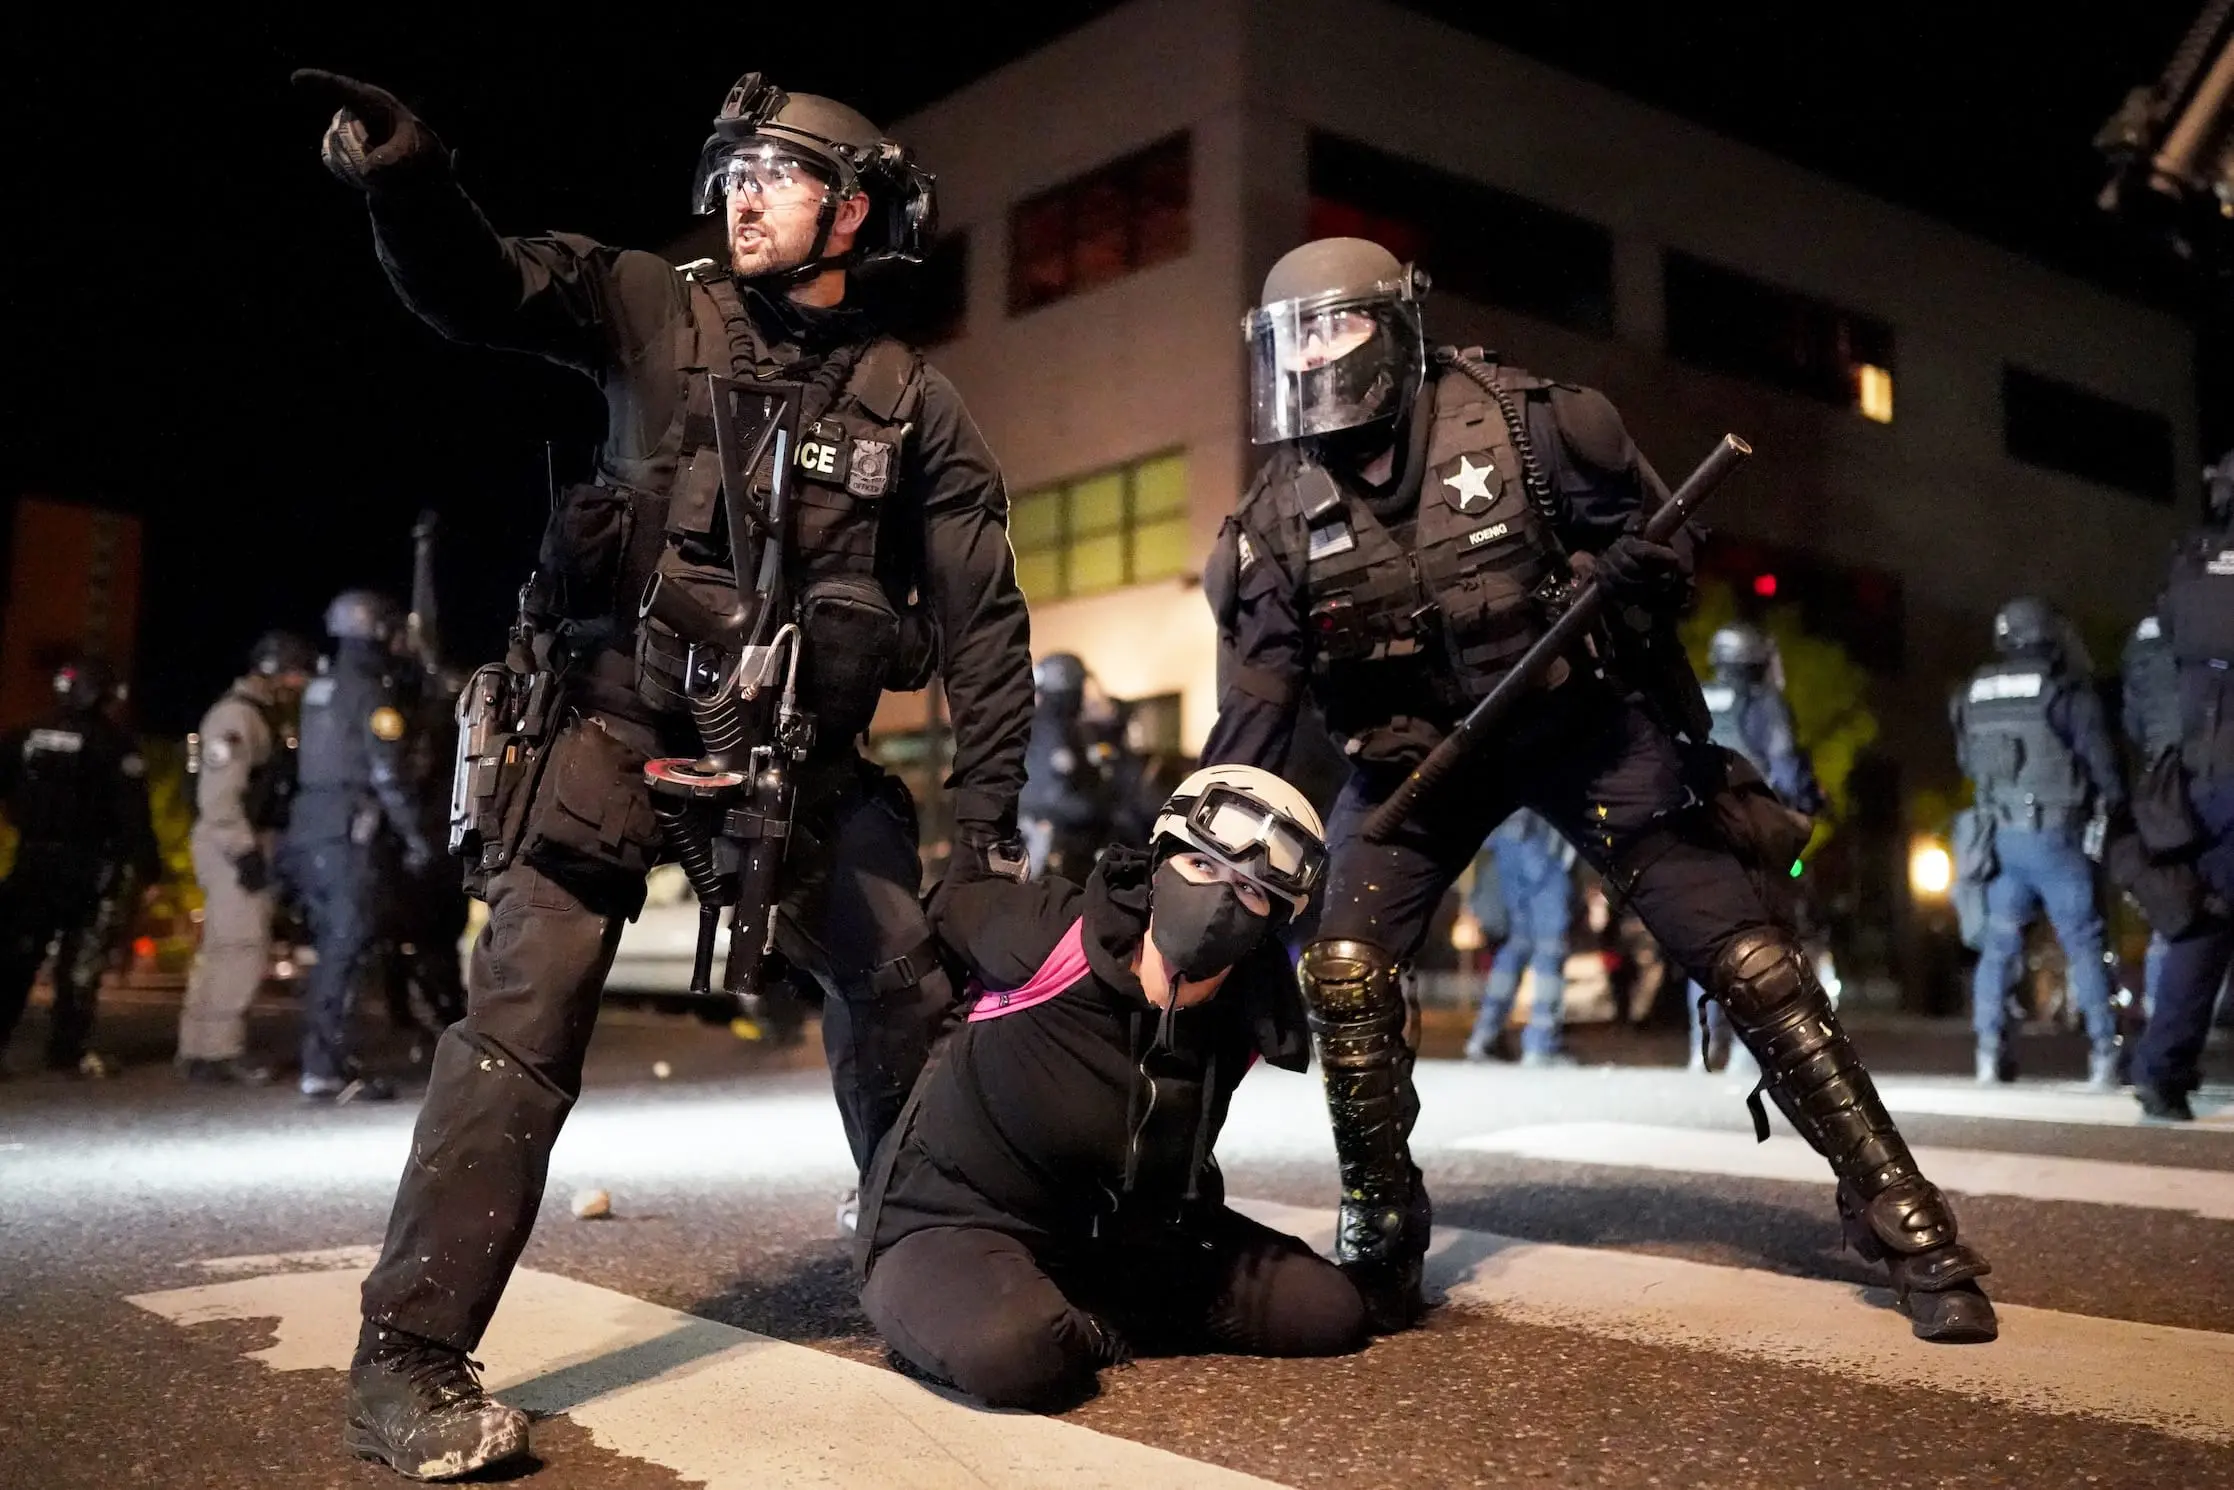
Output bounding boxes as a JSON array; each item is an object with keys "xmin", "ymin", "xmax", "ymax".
[{"xmin": 1752, "ymin": 572, "xmax": 1779, "ymax": 598}]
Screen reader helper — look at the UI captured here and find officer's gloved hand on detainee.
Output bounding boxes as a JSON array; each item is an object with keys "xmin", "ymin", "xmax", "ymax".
[
  {"xmin": 927, "ymin": 827, "xmax": 1029, "ymax": 922},
  {"xmin": 231, "ymin": 848, "xmax": 271, "ymax": 894},
  {"xmin": 1584, "ymin": 514, "xmax": 1693, "ymax": 615},
  {"xmin": 290, "ymin": 69, "xmax": 450, "ymax": 191}
]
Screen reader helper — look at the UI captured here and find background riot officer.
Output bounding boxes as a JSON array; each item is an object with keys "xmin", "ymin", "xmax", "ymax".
[
  {"xmin": 1690, "ymin": 622, "xmax": 1824, "ymax": 1073},
  {"xmin": 0, "ymin": 656, "xmax": 160, "ymax": 1077},
  {"xmin": 1952, "ymin": 596, "xmax": 2124, "ymax": 1088},
  {"xmin": 280, "ymin": 591, "xmax": 429, "ymax": 1105},
  {"xmin": 176, "ymin": 630, "xmax": 316, "ymax": 1083},
  {"xmin": 1020, "ymin": 652, "xmax": 1127, "ymax": 882},
  {"xmin": 382, "ymin": 513, "xmax": 468, "ymax": 1044},
  {"xmin": 1462, "ymin": 811, "xmax": 1577, "ymax": 1065},
  {"xmin": 2131, "ymin": 452, "xmax": 2234, "ymax": 1118},
  {"xmin": 1205, "ymin": 237, "xmax": 1994, "ymax": 1344},
  {"xmin": 2121, "ymin": 610, "xmax": 2183, "ymax": 1030},
  {"xmin": 295, "ymin": 67, "xmax": 1032, "ymax": 1479}
]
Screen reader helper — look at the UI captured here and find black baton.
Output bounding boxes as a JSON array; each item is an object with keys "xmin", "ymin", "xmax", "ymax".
[{"xmin": 1361, "ymin": 433, "xmax": 1753, "ymax": 843}]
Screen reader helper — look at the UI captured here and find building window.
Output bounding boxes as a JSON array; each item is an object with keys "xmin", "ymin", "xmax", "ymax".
[
  {"xmin": 1010, "ymin": 450, "xmax": 1190, "ymax": 602},
  {"xmin": 1697, "ymin": 535, "xmax": 1907, "ymax": 673},
  {"xmin": 859, "ymin": 231, "xmax": 969, "ymax": 348},
  {"xmin": 1008, "ymin": 135, "xmax": 1192, "ymax": 314},
  {"xmin": 1664, "ymin": 252, "xmax": 1896, "ymax": 420},
  {"xmin": 2002, "ymin": 365, "xmax": 2174, "ymax": 503},
  {"xmin": 1305, "ymin": 132, "xmax": 1615, "ymax": 336}
]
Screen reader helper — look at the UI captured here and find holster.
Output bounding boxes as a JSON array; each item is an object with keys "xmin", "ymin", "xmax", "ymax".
[{"xmin": 450, "ymin": 662, "xmax": 560, "ymax": 899}]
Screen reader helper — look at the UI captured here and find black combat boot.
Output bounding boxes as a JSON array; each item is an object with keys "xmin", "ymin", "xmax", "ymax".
[
  {"xmin": 346, "ymin": 1322, "xmax": 529, "ymax": 1481},
  {"xmin": 1714, "ymin": 928, "xmax": 1998, "ymax": 1344},
  {"xmin": 1301, "ymin": 938, "xmax": 1429, "ymax": 1332}
]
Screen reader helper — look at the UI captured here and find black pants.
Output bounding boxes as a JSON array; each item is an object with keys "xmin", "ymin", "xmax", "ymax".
[
  {"xmin": 0, "ymin": 853, "xmax": 121, "ymax": 1068},
  {"xmin": 861, "ymin": 1209, "xmax": 1366, "ymax": 1410},
  {"xmin": 387, "ymin": 866, "xmax": 469, "ymax": 1035},
  {"xmin": 285, "ymin": 839, "xmax": 387, "ymax": 1082},
  {"xmin": 1320, "ymin": 681, "xmax": 1771, "ymax": 980},
  {"xmin": 361, "ymin": 719, "xmax": 949, "ymax": 1351}
]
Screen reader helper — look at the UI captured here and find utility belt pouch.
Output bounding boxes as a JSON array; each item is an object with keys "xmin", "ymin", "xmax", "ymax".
[
  {"xmin": 796, "ymin": 575, "xmax": 903, "ymax": 745},
  {"xmin": 537, "ymin": 483, "xmax": 637, "ymax": 624},
  {"xmin": 1694, "ymin": 744, "xmax": 1814, "ymax": 889},
  {"xmin": 450, "ymin": 661, "xmax": 561, "ymax": 896},
  {"xmin": 515, "ymin": 713, "xmax": 663, "ymax": 919}
]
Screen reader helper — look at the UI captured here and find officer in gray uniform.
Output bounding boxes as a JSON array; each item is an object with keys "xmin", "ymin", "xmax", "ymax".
[
  {"xmin": 295, "ymin": 68, "xmax": 1033, "ymax": 1478},
  {"xmin": 1953, "ymin": 597, "xmax": 2124, "ymax": 1087},
  {"xmin": 1691, "ymin": 622, "xmax": 1823, "ymax": 1073},
  {"xmin": 281, "ymin": 592, "xmax": 430, "ymax": 1104},
  {"xmin": 176, "ymin": 631, "xmax": 316, "ymax": 1083},
  {"xmin": 0, "ymin": 657, "xmax": 159, "ymax": 1077},
  {"xmin": 1205, "ymin": 237, "xmax": 1994, "ymax": 1345}
]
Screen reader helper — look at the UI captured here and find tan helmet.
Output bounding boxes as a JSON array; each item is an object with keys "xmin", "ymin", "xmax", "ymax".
[{"xmin": 1151, "ymin": 764, "xmax": 1328, "ymax": 917}]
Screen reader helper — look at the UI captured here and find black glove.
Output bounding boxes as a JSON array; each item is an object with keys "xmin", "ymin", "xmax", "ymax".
[
  {"xmin": 231, "ymin": 848, "xmax": 271, "ymax": 894},
  {"xmin": 290, "ymin": 69, "xmax": 448, "ymax": 191},
  {"xmin": 1590, "ymin": 515, "xmax": 1693, "ymax": 614},
  {"xmin": 927, "ymin": 828, "xmax": 1028, "ymax": 922}
]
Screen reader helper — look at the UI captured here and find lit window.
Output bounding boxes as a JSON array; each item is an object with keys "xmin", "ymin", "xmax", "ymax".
[
  {"xmin": 1008, "ymin": 135, "xmax": 1193, "ymax": 314},
  {"xmin": 1009, "ymin": 450, "xmax": 1192, "ymax": 603},
  {"xmin": 1856, "ymin": 364, "xmax": 1894, "ymax": 424},
  {"xmin": 1664, "ymin": 252, "xmax": 1895, "ymax": 419}
]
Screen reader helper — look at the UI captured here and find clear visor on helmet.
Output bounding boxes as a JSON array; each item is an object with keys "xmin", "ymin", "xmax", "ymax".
[
  {"xmin": 1243, "ymin": 283, "xmax": 1423, "ymax": 445},
  {"xmin": 1173, "ymin": 785, "xmax": 1327, "ymax": 900},
  {"xmin": 692, "ymin": 135, "xmax": 844, "ymax": 217}
]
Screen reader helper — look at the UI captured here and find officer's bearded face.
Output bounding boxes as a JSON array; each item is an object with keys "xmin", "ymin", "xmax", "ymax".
[{"xmin": 725, "ymin": 161, "xmax": 866, "ymax": 280}]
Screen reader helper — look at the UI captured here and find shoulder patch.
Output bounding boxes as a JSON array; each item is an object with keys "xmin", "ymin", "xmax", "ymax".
[{"xmin": 369, "ymin": 706, "xmax": 407, "ymax": 742}]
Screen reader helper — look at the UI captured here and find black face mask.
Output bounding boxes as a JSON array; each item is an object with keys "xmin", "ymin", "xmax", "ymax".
[{"xmin": 1149, "ymin": 862, "xmax": 1271, "ymax": 983}]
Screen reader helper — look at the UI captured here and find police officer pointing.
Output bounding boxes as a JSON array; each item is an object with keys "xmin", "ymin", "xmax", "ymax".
[
  {"xmin": 283, "ymin": 591, "xmax": 428, "ymax": 1104},
  {"xmin": 295, "ymin": 67, "xmax": 1032, "ymax": 1478},
  {"xmin": 1952, "ymin": 597, "xmax": 2123, "ymax": 1088},
  {"xmin": 1205, "ymin": 238, "xmax": 1994, "ymax": 1344},
  {"xmin": 176, "ymin": 631, "xmax": 316, "ymax": 1083}
]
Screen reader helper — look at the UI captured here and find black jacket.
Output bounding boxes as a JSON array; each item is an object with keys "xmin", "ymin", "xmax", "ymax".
[
  {"xmin": 861, "ymin": 847, "xmax": 1310, "ymax": 1269},
  {"xmin": 0, "ymin": 706, "xmax": 158, "ymax": 881},
  {"xmin": 285, "ymin": 641, "xmax": 428, "ymax": 855},
  {"xmin": 355, "ymin": 168, "xmax": 1032, "ymax": 836}
]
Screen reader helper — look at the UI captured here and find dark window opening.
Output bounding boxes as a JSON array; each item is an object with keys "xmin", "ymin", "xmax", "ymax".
[
  {"xmin": 1305, "ymin": 132, "xmax": 1614, "ymax": 336},
  {"xmin": 2002, "ymin": 365, "xmax": 2174, "ymax": 503},
  {"xmin": 861, "ymin": 231, "xmax": 970, "ymax": 348},
  {"xmin": 1664, "ymin": 252, "xmax": 1896, "ymax": 419},
  {"xmin": 1008, "ymin": 134, "xmax": 1192, "ymax": 314}
]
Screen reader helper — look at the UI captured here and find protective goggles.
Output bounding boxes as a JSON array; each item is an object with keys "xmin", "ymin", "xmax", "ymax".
[
  {"xmin": 1165, "ymin": 785, "xmax": 1327, "ymax": 901},
  {"xmin": 695, "ymin": 139, "xmax": 842, "ymax": 215}
]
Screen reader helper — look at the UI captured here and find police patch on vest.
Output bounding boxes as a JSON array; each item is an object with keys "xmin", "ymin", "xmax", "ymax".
[
  {"xmin": 847, "ymin": 439, "xmax": 895, "ymax": 498},
  {"xmin": 1969, "ymin": 671, "xmax": 2044, "ymax": 702},
  {"xmin": 26, "ymin": 729, "xmax": 82, "ymax": 755},
  {"xmin": 1466, "ymin": 522, "xmax": 1510, "ymax": 547},
  {"xmin": 1440, "ymin": 453, "xmax": 1500, "ymax": 514},
  {"xmin": 797, "ymin": 436, "xmax": 845, "ymax": 481},
  {"xmin": 1307, "ymin": 522, "xmax": 1357, "ymax": 562}
]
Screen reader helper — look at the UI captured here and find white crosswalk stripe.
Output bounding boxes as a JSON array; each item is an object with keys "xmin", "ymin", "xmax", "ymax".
[
  {"xmin": 129, "ymin": 1259, "xmax": 1284, "ymax": 1490},
  {"xmin": 1874, "ymin": 1079, "xmax": 2234, "ymax": 1130},
  {"xmin": 1454, "ymin": 1121, "xmax": 2234, "ymax": 1217}
]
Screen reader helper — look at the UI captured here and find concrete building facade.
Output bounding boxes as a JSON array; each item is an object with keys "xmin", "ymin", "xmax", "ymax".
[{"xmin": 857, "ymin": 0, "xmax": 2195, "ymax": 799}]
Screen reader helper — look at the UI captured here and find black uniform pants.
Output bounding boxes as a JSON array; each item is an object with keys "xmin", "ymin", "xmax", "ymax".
[
  {"xmin": 286, "ymin": 839, "xmax": 387, "ymax": 1082},
  {"xmin": 861, "ymin": 1209, "xmax": 1366, "ymax": 1411},
  {"xmin": 0, "ymin": 855, "xmax": 119, "ymax": 1068},
  {"xmin": 361, "ymin": 719, "xmax": 949, "ymax": 1351},
  {"xmin": 1319, "ymin": 681, "xmax": 1772, "ymax": 980}
]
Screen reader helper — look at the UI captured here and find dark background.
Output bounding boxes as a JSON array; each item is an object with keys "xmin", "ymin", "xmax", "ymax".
[{"xmin": 4, "ymin": 2, "xmax": 2218, "ymax": 731}]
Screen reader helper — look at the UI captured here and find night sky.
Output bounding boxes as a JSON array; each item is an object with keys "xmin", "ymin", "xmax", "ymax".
[{"xmin": 5, "ymin": 2, "xmax": 2217, "ymax": 731}]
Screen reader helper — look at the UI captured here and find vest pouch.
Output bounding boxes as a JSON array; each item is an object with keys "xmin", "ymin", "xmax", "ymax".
[
  {"xmin": 2134, "ymin": 747, "xmax": 2202, "ymax": 857},
  {"xmin": 538, "ymin": 483, "xmax": 636, "ymax": 622},
  {"xmin": 796, "ymin": 576, "xmax": 902, "ymax": 745},
  {"xmin": 516, "ymin": 714, "xmax": 663, "ymax": 919},
  {"xmin": 1969, "ymin": 733, "xmax": 2023, "ymax": 792}
]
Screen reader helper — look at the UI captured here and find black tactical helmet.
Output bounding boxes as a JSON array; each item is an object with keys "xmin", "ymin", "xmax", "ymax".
[
  {"xmin": 1708, "ymin": 622, "xmax": 1774, "ymax": 672},
  {"xmin": 1244, "ymin": 237, "xmax": 1429, "ymax": 445},
  {"xmin": 691, "ymin": 72, "xmax": 936, "ymax": 277},
  {"xmin": 52, "ymin": 655, "xmax": 121, "ymax": 713},
  {"xmin": 1034, "ymin": 652, "xmax": 1088, "ymax": 700},
  {"xmin": 250, "ymin": 630, "xmax": 318, "ymax": 678},
  {"xmin": 2206, "ymin": 448, "xmax": 2234, "ymax": 522},
  {"xmin": 325, "ymin": 589, "xmax": 403, "ymax": 643},
  {"xmin": 1992, "ymin": 596, "xmax": 2062, "ymax": 657}
]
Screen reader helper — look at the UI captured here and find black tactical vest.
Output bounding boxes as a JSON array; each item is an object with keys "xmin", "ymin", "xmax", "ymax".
[
  {"xmin": 231, "ymin": 687, "xmax": 297, "ymax": 832},
  {"xmin": 1272, "ymin": 362, "xmax": 1567, "ymax": 744},
  {"xmin": 2161, "ymin": 529, "xmax": 2234, "ymax": 777},
  {"xmin": 1959, "ymin": 659, "xmax": 2088, "ymax": 825},
  {"xmin": 7, "ymin": 712, "xmax": 119, "ymax": 850},
  {"xmin": 1701, "ymin": 678, "xmax": 1767, "ymax": 772}
]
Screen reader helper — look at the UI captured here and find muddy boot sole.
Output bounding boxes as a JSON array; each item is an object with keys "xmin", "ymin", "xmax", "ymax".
[{"xmin": 344, "ymin": 1409, "xmax": 529, "ymax": 1482}]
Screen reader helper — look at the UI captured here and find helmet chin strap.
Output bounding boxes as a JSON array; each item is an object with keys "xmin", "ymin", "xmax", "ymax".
[{"xmin": 737, "ymin": 185, "xmax": 861, "ymax": 292}]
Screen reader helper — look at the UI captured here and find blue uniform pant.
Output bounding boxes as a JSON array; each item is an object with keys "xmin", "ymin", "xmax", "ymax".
[
  {"xmin": 2134, "ymin": 782, "xmax": 2234, "ymax": 1093},
  {"xmin": 1971, "ymin": 827, "xmax": 2116, "ymax": 1056},
  {"xmin": 1468, "ymin": 867, "xmax": 1571, "ymax": 1056}
]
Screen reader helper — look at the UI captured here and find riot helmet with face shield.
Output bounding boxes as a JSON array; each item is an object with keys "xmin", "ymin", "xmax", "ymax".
[
  {"xmin": 1244, "ymin": 237, "xmax": 1428, "ymax": 446},
  {"xmin": 690, "ymin": 72, "xmax": 935, "ymax": 282}
]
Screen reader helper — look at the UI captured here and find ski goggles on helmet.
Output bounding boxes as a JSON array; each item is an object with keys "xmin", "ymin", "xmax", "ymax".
[{"xmin": 1161, "ymin": 783, "xmax": 1327, "ymax": 903}]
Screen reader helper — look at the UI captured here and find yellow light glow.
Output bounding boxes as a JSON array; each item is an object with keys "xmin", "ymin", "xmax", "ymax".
[
  {"xmin": 1857, "ymin": 364, "xmax": 1894, "ymax": 424},
  {"xmin": 1450, "ymin": 913, "xmax": 1485, "ymax": 953},
  {"xmin": 1908, "ymin": 839, "xmax": 1953, "ymax": 898}
]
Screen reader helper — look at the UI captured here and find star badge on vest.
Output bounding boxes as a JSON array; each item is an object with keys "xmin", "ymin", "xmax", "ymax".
[
  {"xmin": 368, "ymin": 706, "xmax": 407, "ymax": 742},
  {"xmin": 847, "ymin": 439, "xmax": 895, "ymax": 498},
  {"xmin": 1441, "ymin": 453, "xmax": 1500, "ymax": 514}
]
